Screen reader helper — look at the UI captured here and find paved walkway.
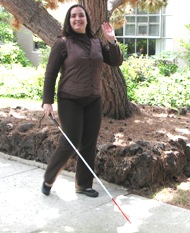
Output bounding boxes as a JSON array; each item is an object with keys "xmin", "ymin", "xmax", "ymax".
[{"xmin": 0, "ymin": 152, "xmax": 190, "ymax": 233}]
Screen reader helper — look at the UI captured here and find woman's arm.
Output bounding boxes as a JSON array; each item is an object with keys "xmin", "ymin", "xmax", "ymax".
[
  {"xmin": 101, "ymin": 22, "xmax": 123, "ymax": 66},
  {"xmin": 42, "ymin": 38, "xmax": 67, "ymax": 105},
  {"xmin": 101, "ymin": 41, "xmax": 123, "ymax": 66}
]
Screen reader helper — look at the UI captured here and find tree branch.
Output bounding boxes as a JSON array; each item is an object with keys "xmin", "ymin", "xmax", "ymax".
[
  {"xmin": 0, "ymin": 0, "xmax": 62, "ymax": 46},
  {"xmin": 108, "ymin": 0, "xmax": 127, "ymax": 14}
]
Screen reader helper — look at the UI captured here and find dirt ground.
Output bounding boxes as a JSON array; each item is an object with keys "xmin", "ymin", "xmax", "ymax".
[
  {"xmin": 0, "ymin": 100, "xmax": 190, "ymax": 209},
  {"xmin": 99, "ymin": 105, "xmax": 190, "ymax": 147},
  {"xmin": 98, "ymin": 105, "xmax": 190, "ymax": 210}
]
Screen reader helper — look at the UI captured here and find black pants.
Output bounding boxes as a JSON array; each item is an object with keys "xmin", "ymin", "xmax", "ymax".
[{"xmin": 44, "ymin": 96, "xmax": 102, "ymax": 190}]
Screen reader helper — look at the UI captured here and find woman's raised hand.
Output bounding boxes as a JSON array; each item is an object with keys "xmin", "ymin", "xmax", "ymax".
[{"xmin": 101, "ymin": 22, "xmax": 116, "ymax": 43}]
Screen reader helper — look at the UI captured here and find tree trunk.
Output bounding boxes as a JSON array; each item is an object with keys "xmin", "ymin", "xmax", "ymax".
[
  {"xmin": 102, "ymin": 65, "xmax": 132, "ymax": 118},
  {"xmin": 0, "ymin": 0, "xmax": 62, "ymax": 46},
  {"xmin": 0, "ymin": 0, "xmax": 134, "ymax": 119},
  {"xmin": 80, "ymin": 0, "xmax": 132, "ymax": 118}
]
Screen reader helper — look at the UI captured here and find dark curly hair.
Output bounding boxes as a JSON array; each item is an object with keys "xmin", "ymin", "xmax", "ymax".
[{"xmin": 62, "ymin": 4, "xmax": 95, "ymax": 39}]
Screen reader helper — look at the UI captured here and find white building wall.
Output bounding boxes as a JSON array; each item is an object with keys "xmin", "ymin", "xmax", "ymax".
[
  {"xmin": 169, "ymin": 0, "xmax": 190, "ymax": 52},
  {"xmin": 16, "ymin": 27, "xmax": 41, "ymax": 67},
  {"xmin": 151, "ymin": 0, "xmax": 190, "ymax": 58}
]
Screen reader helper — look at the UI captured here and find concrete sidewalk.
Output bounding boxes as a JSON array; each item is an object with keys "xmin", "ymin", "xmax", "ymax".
[{"xmin": 0, "ymin": 152, "xmax": 190, "ymax": 233}]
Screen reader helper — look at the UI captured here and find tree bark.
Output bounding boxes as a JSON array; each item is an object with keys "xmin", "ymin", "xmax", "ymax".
[
  {"xmin": 102, "ymin": 65, "xmax": 132, "ymax": 118},
  {"xmin": 0, "ymin": 0, "xmax": 134, "ymax": 119},
  {"xmin": 80, "ymin": 0, "xmax": 132, "ymax": 118},
  {"xmin": 0, "ymin": 0, "xmax": 62, "ymax": 46}
]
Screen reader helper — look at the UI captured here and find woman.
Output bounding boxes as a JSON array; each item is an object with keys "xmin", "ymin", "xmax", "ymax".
[{"xmin": 42, "ymin": 4, "xmax": 123, "ymax": 197}]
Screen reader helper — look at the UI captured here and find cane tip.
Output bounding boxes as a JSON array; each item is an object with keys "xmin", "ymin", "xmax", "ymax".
[{"xmin": 117, "ymin": 222, "xmax": 139, "ymax": 233}]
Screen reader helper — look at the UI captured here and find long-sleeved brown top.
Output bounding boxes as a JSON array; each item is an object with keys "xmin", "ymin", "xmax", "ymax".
[{"xmin": 43, "ymin": 34, "xmax": 123, "ymax": 104}]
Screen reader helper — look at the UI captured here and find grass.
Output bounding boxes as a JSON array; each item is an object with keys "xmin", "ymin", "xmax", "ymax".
[{"xmin": 150, "ymin": 180, "xmax": 190, "ymax": 210}]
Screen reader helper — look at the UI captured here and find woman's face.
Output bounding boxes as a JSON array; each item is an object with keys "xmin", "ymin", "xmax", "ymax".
[{"xmin": 70, "ymin": 7, "xmax": 87, "ymax": 33}]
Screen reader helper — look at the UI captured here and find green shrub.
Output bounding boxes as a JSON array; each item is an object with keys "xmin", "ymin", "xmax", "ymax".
[
  {"xmin": 152, "ymin": 51, "xmax": 178, "ymax": 76},
  {"xmin": 158, "ymin": 61, "xmax": 178, "ymax": 77},
  {"xmin": 0, "ymin": 21, "xmax": 15, "ymax": 43},
  {"xmin": 0, "ymin": 64, "xmax": 60, "ymax": 101},
  {"xmin": 0, "ymin": 11, "xmax": 15, "ymax": 43},
  {"xmin": 118, "ymin": 42, "xmax": 128, "ymax": 60},
  {"xmin": 133, "ymin": 72, "xmax": 190, "ymax": 108},
  {"xmin": 0, "ymin": 9, "xmax": 32, "ymax": 67},
  {"xmin": 0, "ymin": 65, "xmax": 44, "ymax": 100},
  {"xmin": 120, "ymin": 55, "xmax": 190, "ymax": 109},
  {"xmin": 120, "ymin": 55, "xmax": 157, "ymax": 100},
  {"xmin": 1, "ymin": 53, "xmax": 190, "ymax": 110},
  {"xmin": 180, "ymin": 24, "xmax": 190, "ymax": 65},
  {"xmin": 0, "ymin": 43, "xmax": 32, "ymax": 66}
]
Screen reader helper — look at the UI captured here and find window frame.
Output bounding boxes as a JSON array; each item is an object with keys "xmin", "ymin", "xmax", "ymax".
[
  {"xmin": 124, "ymin": 9, "xmax": 162, "ymax": 38},
  {"xmin": 115, "ymin": 7, "xmax": 172, "ymax": 56}
]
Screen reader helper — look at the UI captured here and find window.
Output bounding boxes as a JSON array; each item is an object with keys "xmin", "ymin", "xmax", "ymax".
[
  {"xmin": 124, "ymin": 9, "xmax": 161, "ymax": 38},
  {"xmin": 33, "ymin": 35, "xmax": 47, "ymax": 51},
  {"xmin": 115, "ymin": 6, "xmax": 172, "ymax": 56}
]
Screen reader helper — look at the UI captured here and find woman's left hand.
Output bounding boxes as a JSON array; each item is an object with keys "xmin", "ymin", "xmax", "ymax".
[{"xmin": 101, "ymin": 22, "xmax": 116, "ymax": 43}]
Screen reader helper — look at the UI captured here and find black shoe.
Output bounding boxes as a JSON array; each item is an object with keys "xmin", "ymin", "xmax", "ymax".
[
  {"xmin": 76, "ymin": 188, "xmax": 99, "ymax": 198},
  {"xmin": 42, "ymin": 182, "xmax": 51, "ymax": 196}
]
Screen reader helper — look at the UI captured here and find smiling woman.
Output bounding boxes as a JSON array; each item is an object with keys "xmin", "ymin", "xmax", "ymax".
[
  {"xmin": 69, "ymin": 6, "xmax": 87, "ymax": 33},
  {"xmin": 41, "ymin": 3, "xmax": 123, "ymax": 198}
]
